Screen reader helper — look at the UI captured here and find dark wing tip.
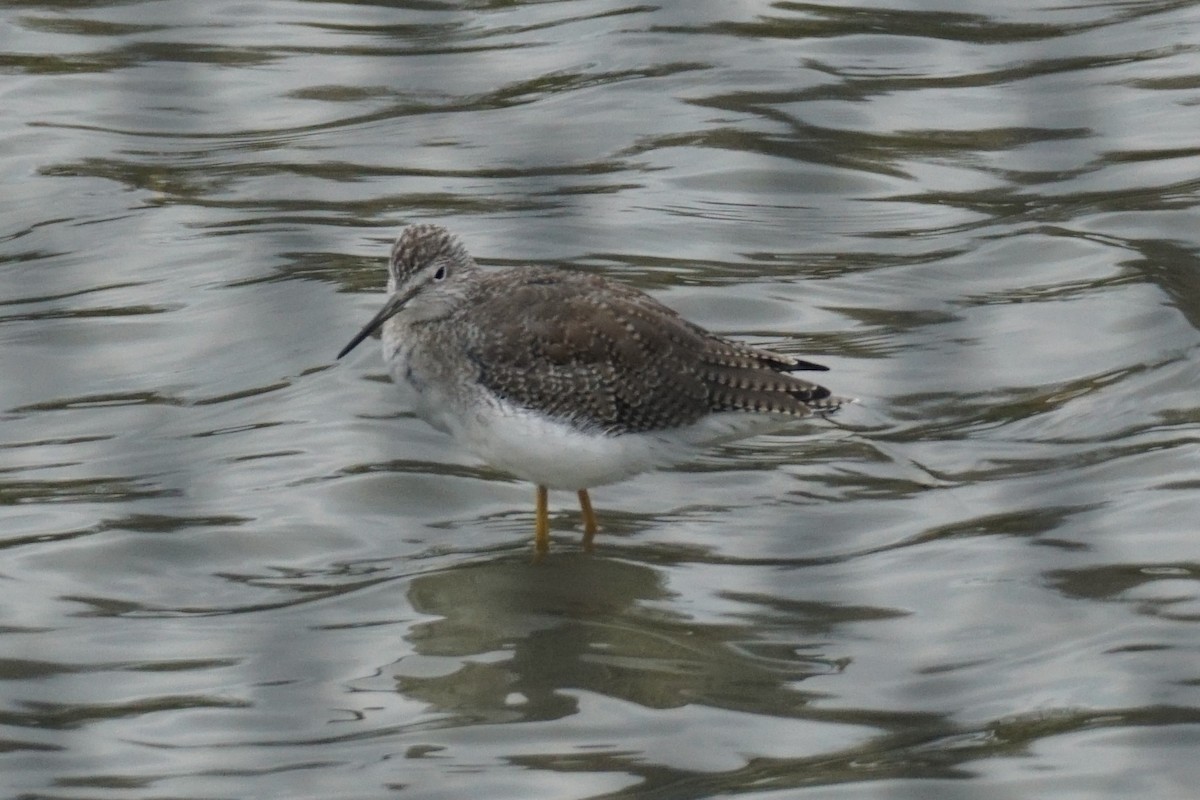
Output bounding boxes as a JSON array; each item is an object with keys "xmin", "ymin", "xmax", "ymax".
[{"xmin": 779, "ymin": 358, "xmax": 829, "ymax": 372}]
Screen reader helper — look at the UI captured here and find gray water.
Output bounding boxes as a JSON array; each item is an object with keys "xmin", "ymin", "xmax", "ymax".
[{"xmin": 3, "ymin": 1, "xmax": 1199, "ymax": 798}]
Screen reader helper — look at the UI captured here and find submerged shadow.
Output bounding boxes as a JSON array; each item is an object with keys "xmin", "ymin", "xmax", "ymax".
[{"xmin": 391, "ymin": 551, "xmax": 857, "ymax": 723}]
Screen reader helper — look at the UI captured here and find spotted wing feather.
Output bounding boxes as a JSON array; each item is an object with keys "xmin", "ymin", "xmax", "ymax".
[{"xmin": 458, "ymin": 267, "xmax": 843, "ymax": 434}]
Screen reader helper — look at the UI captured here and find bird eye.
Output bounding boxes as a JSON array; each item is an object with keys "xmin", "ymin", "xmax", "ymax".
[{"xmin": 433, "ymin": 265, "xmax": 447, "ymax": 281}]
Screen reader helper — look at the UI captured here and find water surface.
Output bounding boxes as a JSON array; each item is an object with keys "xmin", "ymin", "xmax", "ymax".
[{"xmin": 2, "ymin": 1, "xmax": 1199, "ymax": 798}]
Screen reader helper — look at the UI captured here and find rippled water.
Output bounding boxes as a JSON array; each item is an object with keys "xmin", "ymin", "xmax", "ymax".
[{"xmin": 3, "ymin": 1, "xmax": 1200, "ymax": 797}]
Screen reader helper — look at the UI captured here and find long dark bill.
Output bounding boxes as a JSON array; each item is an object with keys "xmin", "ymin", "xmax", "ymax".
[{"xmin": 337, "ymin": 291, "xmax": 411, "ymax": 359}]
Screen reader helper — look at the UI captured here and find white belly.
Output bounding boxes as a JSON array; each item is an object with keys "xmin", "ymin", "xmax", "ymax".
[
  {"xmin": 443, "ymin": 394, "xmax": 794, "ymax": 490},
  {"xmin": 458, "ymin": 400, "xmax": 677, "ymax": 489}
]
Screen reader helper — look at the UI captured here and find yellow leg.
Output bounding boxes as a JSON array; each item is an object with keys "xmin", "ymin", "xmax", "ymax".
[
  {"xmin": 578, "ymin": 488, "xmax": 598, "ymax": 552},
  {"xmin": 534, "ymin": 484, "xmax": 550, "ymax": 556}
]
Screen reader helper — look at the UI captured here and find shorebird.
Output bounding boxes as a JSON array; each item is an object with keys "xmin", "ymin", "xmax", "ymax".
[{"xmin": 338, "ymin": 225, "xmax": 847, "ymax": 554}]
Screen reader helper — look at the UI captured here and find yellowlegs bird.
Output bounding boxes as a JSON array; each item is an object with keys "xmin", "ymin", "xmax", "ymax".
[{"xmin": 338, "ymin": 225, "xmax": 848, "ymax": 554}]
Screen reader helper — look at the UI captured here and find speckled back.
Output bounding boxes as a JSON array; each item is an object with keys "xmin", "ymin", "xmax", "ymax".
[{"xmin": 434, "ymin": 266, "xmax": 842, "ymax": 435}]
